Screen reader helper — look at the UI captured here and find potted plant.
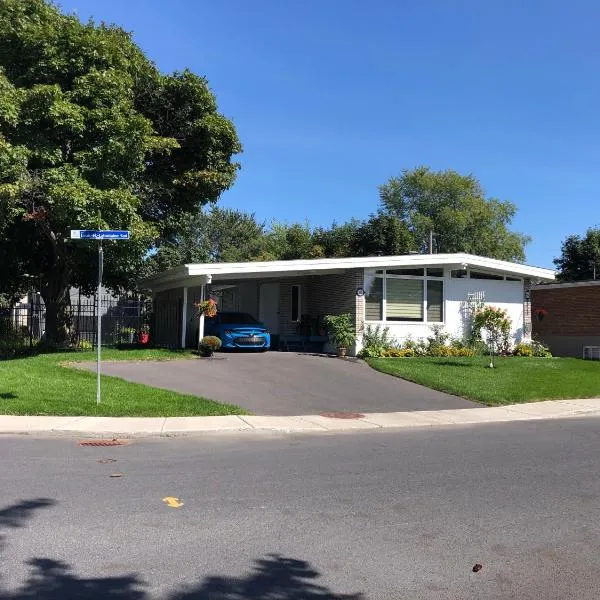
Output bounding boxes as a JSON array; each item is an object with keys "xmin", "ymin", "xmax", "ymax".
[
  {"xmin": 195, "ymin": 298, "xmax": 218, "ymax": 318},
  {"xmin": 199, "ymin": 335, "xmax": 222, "ymax": 357},
  {"xmin": 138, "ymin": 325, "xmax": 150, "ymax": 345},
  {"xmin": 324, "ymin": 313, "xmax": 356, "ymax": 358}
]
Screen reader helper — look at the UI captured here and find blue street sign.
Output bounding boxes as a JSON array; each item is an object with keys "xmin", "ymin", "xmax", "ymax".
[{"xmin": 71, "ymin": 230, "xmax": 130, "ymax": 240}]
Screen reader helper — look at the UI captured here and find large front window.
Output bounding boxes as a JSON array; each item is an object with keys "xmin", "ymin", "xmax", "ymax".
[{"xmin": 364, "ymin": 268, "xmax": 444, "ymax": 323}]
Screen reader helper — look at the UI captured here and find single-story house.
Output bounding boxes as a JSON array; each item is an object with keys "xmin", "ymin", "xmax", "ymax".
[
  {"xmin": 140, "ymin": 253, "xmax": 555, "ymax": 354},
  {"xmin": 532, "ymin": 280, "xmax": 600, "ymax": 358}
]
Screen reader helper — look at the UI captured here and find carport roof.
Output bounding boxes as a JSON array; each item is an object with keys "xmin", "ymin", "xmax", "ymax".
[{"xmin": 140, "ymin": 253, "xmax": 555, "ymax": 292}]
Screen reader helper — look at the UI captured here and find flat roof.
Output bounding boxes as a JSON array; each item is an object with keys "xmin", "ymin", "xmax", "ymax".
[
  {"xmin": 140, "ymin": 253, "xmax": 555, "ymax": 291},
  {"xmin": 532, "ymin": 280, "xmax": 600, "ymax": 290}
]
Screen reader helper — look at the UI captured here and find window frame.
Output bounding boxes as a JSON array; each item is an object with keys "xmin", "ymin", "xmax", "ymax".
[{"xmin": 364, "ymin": 268, "xmax": 445, "ymax": 324}]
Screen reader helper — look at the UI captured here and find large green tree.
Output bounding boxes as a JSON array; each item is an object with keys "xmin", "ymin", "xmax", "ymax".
[
  {"xmin": 0, "ymin": 0, "xmax": 240, "ymax": 343},
  {"xmin": 379, "ymin": 166, "xmax": 530, "ymax": 261},
  {"xmin": 554, "ymin": 228, "xmax": 600, "ymax": 281},
  {"xmin": 145, "ymin": 207, "xmax": 265, "ymax": 273}
]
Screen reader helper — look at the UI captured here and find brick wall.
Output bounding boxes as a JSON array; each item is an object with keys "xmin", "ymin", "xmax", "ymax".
[{"xmin": 532, "ymin": 284, "xmax": 600, "ymax": 337}]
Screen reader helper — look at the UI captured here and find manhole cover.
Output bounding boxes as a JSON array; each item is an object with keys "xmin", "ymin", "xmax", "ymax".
[
  {"xmin": 80, "ymin": 439, "xmax": 128, "ymax": 447},
  {"xmin": 319, "ymin": 412, "xmax": 365, "ymax": 419}
]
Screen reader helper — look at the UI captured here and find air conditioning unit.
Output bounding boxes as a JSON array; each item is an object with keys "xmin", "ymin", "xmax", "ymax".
[{"xmin": 583, "ymin": 346, "xmax": 600, "ymax": 361}]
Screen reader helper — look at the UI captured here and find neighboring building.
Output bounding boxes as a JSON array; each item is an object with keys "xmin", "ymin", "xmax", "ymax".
[
  {"xmin": 140, "ymin": 253, "xmax": 555, "ymax": 354},
  {"xmin": 532, "ymin": 281, "xmax": 600, "ymax": 358}
]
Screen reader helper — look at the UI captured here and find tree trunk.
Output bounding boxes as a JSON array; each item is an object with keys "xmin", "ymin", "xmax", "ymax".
[{"xmin": 40, "ymin": 274, "xmax": 71, "ymax": 348}]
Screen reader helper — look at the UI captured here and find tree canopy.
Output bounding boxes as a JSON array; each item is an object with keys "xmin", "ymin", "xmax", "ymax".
[
  {"xmin": 379, "ymin": 166, "xmax": 530, "ymax": 261},
  {"xmin": 554, "ymin": 227, "xmax": 600, "ymax": 281},
  {"xmin": 0, "ymin": 0, "xmax": 240, "ymax": 342}
]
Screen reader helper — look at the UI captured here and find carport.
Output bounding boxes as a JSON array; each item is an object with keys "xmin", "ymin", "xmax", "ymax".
[{"xmin": 141, "ymin": 259, "xmax": 363, "ymax": 351}]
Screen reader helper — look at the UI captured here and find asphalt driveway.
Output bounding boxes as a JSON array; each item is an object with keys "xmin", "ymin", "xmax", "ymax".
[{"xmin": 94, "ymin": 352, "xmax": 477, "ymax": 415}]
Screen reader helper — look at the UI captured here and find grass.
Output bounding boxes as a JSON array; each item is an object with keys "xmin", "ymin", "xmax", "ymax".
[
  {"xmin": 0, "ymin": 348, "xmax": 248, "ymax": 416},
  {"xmin": 366, "ymin": 356, "xmax": 600, "ymax": 405}
]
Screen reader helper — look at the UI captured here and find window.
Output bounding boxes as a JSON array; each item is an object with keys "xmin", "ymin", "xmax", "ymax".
[
  {"xmin": 291, "ymin": 285, "xmax": 301, "ymax": 322},
  {"xmin": 469, "ymin": 270, "xmax": 504, "ymax": 280},
  {"xmin": 427, "ymin": 280, "xmax": 443, "ymax": 322},
  {"xmin": 364, "ymin": 274, "xmax": 383, "ymax": 320},
  {"xmin": 364, "ymin": 268, "xmax": 445, "ymax": 323},
  {"xmin": 506, "ymin": 276, "xmax": 521, "ymax": 282},
  {"xmin": 451, "ymin": 269, "xmax": 468, "ymax": 278},
  {"xmin": 387, "ymin": 268, "xmax": 424, "ymax": 277},
  {"xmin": 387, "ymin": 278, "xmax": 424, "ymax": 321}
]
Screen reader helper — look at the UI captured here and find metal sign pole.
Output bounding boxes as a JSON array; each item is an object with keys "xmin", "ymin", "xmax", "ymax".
[
  {"xmin": 70, "ymin": 229, "xmax": 129, "ymax": 406},
  {"xmin": 97, "ymin": 240, "xmax": 103, "ymax": 404}
]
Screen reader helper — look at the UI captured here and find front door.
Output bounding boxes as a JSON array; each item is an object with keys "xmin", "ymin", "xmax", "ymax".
[{"xmin": 259, "ymin": 283, "xmax": 280, "ymax": 334}]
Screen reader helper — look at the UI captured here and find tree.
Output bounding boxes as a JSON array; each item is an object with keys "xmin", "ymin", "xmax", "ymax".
[
  {"xmin": 0, "ymin": 0, "xmax": 240, "ymax": 344},
  {"xmin": 145, "ymin": 207, "xmax": 265, "ymax": 274},
  {"xmin": 379, "ymin": 166, "xmax": 530, "ymax": 261},
  {"xmin": 313, "ymin": 220, "xmax": 361, "ymax": 258},
  {"xmin": 350, "ymin": 214, "xmax": 413, "ymax": 257},
  {"xmin": 554, "ymin": 228, "xmax": 600, "ymax": 281},
  {"xmin": 259, "ymin": 222, "xmax": 324, "ymax": 261}
]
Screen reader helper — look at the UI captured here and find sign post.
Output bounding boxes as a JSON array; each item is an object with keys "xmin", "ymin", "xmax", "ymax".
[{"xmin": 71, "ymin": 230, "xmax": 130, "ymax": 404}]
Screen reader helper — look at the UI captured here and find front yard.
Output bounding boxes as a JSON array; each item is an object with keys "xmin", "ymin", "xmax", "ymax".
[
  {"xmin": 367, "ymin": 356, "xmax": 600, "ymax": 405},
  {"xmin": 0, "ymin": 348, "xmax": 247, "ymax": 417}
]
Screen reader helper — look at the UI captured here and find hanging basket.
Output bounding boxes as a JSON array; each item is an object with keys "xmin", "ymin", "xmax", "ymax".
[{"xmin": 195, "ymin": 298, "xmax": 217, "ymax": 318}]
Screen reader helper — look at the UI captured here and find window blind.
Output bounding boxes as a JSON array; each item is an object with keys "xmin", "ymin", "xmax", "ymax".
[{"xmin": 386, "ymin": 279, "xmax": 423, "ymax": 321}]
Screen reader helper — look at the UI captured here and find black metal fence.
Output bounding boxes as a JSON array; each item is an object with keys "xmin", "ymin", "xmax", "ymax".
[{"xmin": 0, "ymin": 295, "xmax": 152, "ymax": 355}]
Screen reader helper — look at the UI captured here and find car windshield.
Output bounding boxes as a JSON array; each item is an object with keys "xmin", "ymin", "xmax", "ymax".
[{"xmin": 219, "ymin": 312, "xmax": 260, "ymax": 325}]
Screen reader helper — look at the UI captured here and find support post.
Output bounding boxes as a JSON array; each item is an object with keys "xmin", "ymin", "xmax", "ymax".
[
  {"xmin": 181, "ymin": 286, "xmax": 188, "ymax": 349},
  {"xmin": 96, "ymin": 240, "xmax": 103, "ymax": 405},
  {"xmin": 198, "ymin": 284, "xmax": 206, "ymax": 349}
]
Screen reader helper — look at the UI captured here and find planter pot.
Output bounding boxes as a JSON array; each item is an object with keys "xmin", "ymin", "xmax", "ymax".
[
  {"xmin": 139, "ymin": 332, "xmax": 149, "ymax": 345},
  {"xmin": 200, "ymin": 348, "xmax": 214, "ymax": 358},
  {"xmin": 337, "ymin": 347, "xmax": 347, "ymax": 358}
]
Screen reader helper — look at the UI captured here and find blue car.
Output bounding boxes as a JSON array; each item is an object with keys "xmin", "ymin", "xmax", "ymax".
[{"xmin": 204, "ymin": 311, "xmax": 270, "ymax": 350}]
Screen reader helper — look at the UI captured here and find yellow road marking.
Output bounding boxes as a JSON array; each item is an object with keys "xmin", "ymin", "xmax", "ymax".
[{"xmin": 162, "ymin": 496, "xmax": 184, "ymax": 508}]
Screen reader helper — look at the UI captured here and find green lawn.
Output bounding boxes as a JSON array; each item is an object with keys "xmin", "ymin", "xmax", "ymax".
[
  {"xmin": 367, "ymin": 356, "xmax": 600, "ymax": 405},
  {"xmin": 0, "ymin": 348, "xmax": 248, "ymax": 416}
]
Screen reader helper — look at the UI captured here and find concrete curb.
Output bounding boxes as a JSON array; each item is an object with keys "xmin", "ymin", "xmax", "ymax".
[{"xmin": 1, "ymin": 399, "xmax": 600, "ymax": 437}]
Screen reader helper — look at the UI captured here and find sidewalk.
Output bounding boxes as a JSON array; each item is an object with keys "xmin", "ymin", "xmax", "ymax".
[{"xmin": 2, "ymin": 399, "xmax": 600, "ymax": 437}]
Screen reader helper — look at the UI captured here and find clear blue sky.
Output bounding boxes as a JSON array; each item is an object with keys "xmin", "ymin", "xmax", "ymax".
[{"xmin": 59, "ymin": 0, "xmax": 600, "ymax": 268}]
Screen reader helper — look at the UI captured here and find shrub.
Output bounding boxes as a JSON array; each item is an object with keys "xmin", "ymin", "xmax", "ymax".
[
  {"xmin": 199, "ymin": 336, "xmax": 222, "ymax": 351},
  {"xmin": 77, "ymin": 339, "xmax": 93, "ymax": 350},
  {"xmin": 514, "ymin": 341, "xmax": 552, "ymax": 357},
  {"xmin": 383, "ymin": 347, "xmax": 416, "ymax": 358},
  {"xmin": 363, "ymin": 324, "xmax": 395, "ymax": 349}
]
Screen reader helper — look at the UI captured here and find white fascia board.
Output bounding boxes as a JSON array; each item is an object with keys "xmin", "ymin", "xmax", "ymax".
[
  {"xmin": 141, "ymin": 253, "xmax": 555, "ymax": 291},
  {"xmin": 185, "ymin": 253, "xmax": 555, "ymax": 280}
]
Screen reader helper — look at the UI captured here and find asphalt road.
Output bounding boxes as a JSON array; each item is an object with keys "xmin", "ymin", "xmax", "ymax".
[
  {"xmin": 2, "ymin": 419, "xmax": 600, "ymax": 599},
  {"xmin": 90, "ymin": 353, "xmax": 475, "ymax": 414}
]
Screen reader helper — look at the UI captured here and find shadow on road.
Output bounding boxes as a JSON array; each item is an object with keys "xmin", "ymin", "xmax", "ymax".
[{"xmin": 0, "ymin": 500, "xmax": 363, "ymax": 600}]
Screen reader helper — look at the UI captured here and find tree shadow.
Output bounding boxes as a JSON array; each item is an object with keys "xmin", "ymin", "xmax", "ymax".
[
  {"xmin": 0, "ymin": 392, "xmax": 17, "ymax": 399},
  {"xmin": 0, "ymin": 500, "xmax": 363, "ymax": 600},
  {"xmin": 168, "ymin": 554, "xmax": 364, "ymax": 600}
]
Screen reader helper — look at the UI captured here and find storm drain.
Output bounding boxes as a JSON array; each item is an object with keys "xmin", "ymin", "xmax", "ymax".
[
  {"xmin": 319, "ymin": 412, "xmax": 365, "ymax": 420},
  {"xmin": 79, "ymin": 439, "xmax": 128, "ymax": 447}
]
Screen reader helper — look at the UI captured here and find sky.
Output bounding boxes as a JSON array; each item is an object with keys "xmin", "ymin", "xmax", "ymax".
[{"xmin": 57, "ymin": 0, "xmax": 600, "ymax": 268}]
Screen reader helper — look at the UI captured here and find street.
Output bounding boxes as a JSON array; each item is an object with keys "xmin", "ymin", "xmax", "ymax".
[{"xmin": 2, "ymin": 419, "xmax": 600, "ymax": 599}]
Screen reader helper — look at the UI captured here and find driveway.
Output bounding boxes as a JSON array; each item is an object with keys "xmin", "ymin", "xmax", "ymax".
[{"xmin": 95, "ymin": 353, "xmax": 477, "ymax": 415}]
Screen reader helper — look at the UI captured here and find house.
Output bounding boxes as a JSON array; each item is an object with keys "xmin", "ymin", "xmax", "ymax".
[
  {"xmin": 532, "ymin": 280, "xmax": 600, "ymax": 358},
  {"xmin": 140, "ymin": 253, "xmax": 555, "ymax": 354}
]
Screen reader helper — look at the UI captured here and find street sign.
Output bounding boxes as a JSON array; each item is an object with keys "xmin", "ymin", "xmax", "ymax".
[
  {"xmin": 71, "ymin": 230, "xmax": 129, "ymax": 240},
  {"xmin": 70, "ymin": 228, "xmax": 130, "ymax": 405}
]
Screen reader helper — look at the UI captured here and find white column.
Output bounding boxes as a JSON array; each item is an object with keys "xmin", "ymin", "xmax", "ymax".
[
  {"xmin": 197, "ymin": 283, "xmax": 206, "ymax": 347},
  {"xmin": 181, "ymin": 286, "xmax": 188, "ymax": 348}
]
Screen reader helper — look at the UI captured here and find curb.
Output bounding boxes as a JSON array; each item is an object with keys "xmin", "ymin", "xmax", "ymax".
[{"xmin": 1, "ymin": 399, "xmax": 600, "ymax": 438}]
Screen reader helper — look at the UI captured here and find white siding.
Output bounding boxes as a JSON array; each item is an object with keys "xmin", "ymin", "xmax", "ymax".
[{"xmin": 361, "ymin": 271, "xmax": 525, "ymax": 347}]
